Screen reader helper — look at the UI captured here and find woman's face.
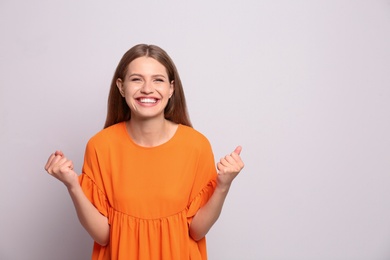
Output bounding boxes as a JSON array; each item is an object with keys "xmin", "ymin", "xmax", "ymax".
[{"xmin": 117, "ymin": 56, "xmax": 174, "ymax": 120}]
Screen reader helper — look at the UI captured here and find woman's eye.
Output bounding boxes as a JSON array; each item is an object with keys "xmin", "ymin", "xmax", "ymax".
[
  {"xmin": 131, "ymin": 78, "xmax": 141, "ymax": 82},
  {"xmin": 154, "ymin": 78, "xmax": 164, "ymax": 82}
]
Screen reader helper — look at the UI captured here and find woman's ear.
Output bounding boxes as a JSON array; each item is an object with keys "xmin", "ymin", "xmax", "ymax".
[
  {"xmin": 169, "ymin": 80, "xmax": 174, "ymax": 98},
  {"xmin": 116, "ymin": 78, "xmax": 124, "ymax": 97}
]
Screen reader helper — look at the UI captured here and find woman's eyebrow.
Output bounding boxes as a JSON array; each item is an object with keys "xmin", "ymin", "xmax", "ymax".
[
  {"xmin": 128, "ymin": 73, "xmax": 143, "ymax": 78},
  {"xmin": 151, "ymin": 74, "xmax": 167, "ymax": 78},
  {"xmin": 128, "ymin": 73, "xmax": 167, "ymax": 78}
]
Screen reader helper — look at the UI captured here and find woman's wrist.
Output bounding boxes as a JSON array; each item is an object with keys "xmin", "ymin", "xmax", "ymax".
[
  {"xmin": 66, "ymin": 179, "xmax": 81, "ymax": 193},
  {"xmin": 215, "ymin": 181, "xmax": 231, "ymax": 194}
]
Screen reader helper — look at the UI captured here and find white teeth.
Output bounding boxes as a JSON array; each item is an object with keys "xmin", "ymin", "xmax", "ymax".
[{"xmin": 139, "ymin": 98, "xmax": 157, "ymax": 103}]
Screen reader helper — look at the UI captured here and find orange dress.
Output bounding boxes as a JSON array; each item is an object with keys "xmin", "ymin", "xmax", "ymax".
[{"xmin": 79, "ymin": 122, "xmax": 217, "ymax": 259}]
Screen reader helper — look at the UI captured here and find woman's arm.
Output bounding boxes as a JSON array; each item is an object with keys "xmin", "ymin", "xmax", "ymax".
[
  {"xmin": 45, "ymin": 151, "xmax": 110, "ymax": 246},
  {"xmin": 189, "ymin": 146, "xmax": 244, "ymax": 241}
]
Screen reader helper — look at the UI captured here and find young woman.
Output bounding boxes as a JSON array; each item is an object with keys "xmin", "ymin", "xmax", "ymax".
[{"xmin": 44, "ymin": 44, "xmax": 244, "ymax": 260}]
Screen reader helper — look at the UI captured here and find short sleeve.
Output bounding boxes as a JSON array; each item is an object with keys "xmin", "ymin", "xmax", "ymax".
[
  {"xmin": 186, "ymin": 138, "xmax": 218, "ymax": 225},
  {"xmin": 78, "ymin": 139, "xmax": 109, "ymax": 217}
]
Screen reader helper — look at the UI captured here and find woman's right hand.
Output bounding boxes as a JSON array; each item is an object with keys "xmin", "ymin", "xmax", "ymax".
[
  {"xmin": 44, "ymin": 150, "xmax": 110, "ymax": 245},
  {"xmin": 44, "ymin": 150, "xmax": 79, "ymax": 189}
]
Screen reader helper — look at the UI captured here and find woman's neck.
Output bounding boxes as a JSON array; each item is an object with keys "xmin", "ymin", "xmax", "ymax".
[{"xmin": 126, "ymin": 117, "xmax": 178, "ymax": 147}]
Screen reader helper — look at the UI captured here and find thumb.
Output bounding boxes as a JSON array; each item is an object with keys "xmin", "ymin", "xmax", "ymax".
[
  {"xmin": 55, "ymin": 150, "xmax": 64, "ymax": 157},
  {"xmin": 233, "ymin": 146, "xmax": 242, "ymax": 155}
]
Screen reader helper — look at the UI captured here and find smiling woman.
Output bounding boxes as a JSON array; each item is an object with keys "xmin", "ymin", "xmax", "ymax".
[
  {"xmin": 44, "ymin": 44, "xmax": 244, "ymax": 260},
  {"xmin": 105, "ymin": 44, "xmax": 192, "ymax": 129},
  {"xmin": 116, "ymin": 57, "xmax": 174, "ymax": 123}
]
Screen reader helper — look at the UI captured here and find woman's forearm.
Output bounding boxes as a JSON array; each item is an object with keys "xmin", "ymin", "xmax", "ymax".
[
  {"xmin": 189, "ymin": 184, "xmax": 230, "ymax": 241},
  {"xmin": 67, "ymin": 185, "xmax": 110, "ymax": 246},
  {"xmin": 190, "ymin": 146, "xmax": 244, "ymax": 241}
]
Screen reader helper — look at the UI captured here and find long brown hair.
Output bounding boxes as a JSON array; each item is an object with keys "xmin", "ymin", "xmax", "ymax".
[{"xmin": 104, "ymin": 44, "xmax": 192, "ymax": 128}]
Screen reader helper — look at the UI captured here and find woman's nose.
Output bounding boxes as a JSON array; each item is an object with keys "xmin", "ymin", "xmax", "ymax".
[{"xmin": 140, "ymin": 81, "xmax": 154, "ymax": 94}]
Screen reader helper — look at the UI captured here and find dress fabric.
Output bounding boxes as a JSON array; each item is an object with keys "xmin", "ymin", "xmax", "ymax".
[{"xmin": 79, "ymin": 122, "xmax": 217, "ymax": 260}]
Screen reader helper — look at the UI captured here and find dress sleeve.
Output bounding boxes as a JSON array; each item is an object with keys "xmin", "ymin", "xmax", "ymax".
[
  {"xmin": 186, "ymin": 139, "xmax": 218, "ymax": 225},
  {"xmin": 78, "ymin": 139, "xmax": 109, "ymax": 217}
]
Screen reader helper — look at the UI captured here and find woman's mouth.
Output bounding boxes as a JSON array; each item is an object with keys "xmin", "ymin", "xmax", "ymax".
[{"xmin": 138, "ymin": 98, "xmax": 158, "ymax": 104}]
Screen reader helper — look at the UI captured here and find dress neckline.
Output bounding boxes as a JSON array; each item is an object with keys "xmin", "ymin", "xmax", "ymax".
[{"xmin": 120, "ymin": 121, "xmax": 181, "ymax": 149}]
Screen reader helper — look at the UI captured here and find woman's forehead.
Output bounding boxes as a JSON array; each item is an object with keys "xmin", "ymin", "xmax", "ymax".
[{"xmin": 127, "ymin": 57, "xmax": 168, "ymax": 77}]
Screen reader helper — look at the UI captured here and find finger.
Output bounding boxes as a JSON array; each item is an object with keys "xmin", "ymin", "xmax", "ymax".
[
  {"xmin": 219, "ymin": 157, "xmax": 231, "ymax": 167},
  {"xmin": 54, "ymin": 150, "xmax": 64, "ymax": 157},
  {"xmin": 52, "ymin": 154, "xmax": 65, "ymax": 166},
  {"xmin": 231, "ymin": 148, "xmax": 244, "ymax": 167},
  {"xmin": 46, "ymin": 154, "xmax": 63, "ymax": 173},
  {"xmin": 233, "ymin": 146, "xmax": 242, "ymax": 155},
  {"xmin": 225, "ymin": 153, "xmax": 245, "ymax": 170},
  {"xmin": 56, "ymin": 157, "xmax": 69, "ymax": 168},
  {"xmin": 44, "ymin": 153, "xmax": 56, "ymax": 171},
  {"xmin": 45, "ymin": 150, "xmax": 64, "ymax": 170},
  {"xmin": 217, "ymin": 162, "xmax": 227, "ymax": 174},
  {"xmin": 49, "ymin": 156, "xmax": 68, "ymax": 174},
  {"xmin": 230, "ymin": 150, "xmax": 244, "ymax": 162},
  {"xmin": 59, "ymin": 160, "xmax": 73, "ymax": 172},
  {"xmin": 68, "ymin": 160, "xmax": 74, "ymax": 170},
  {"xmin": 223, "ymin": 154, "xmax": 244, "ymax": 169}
]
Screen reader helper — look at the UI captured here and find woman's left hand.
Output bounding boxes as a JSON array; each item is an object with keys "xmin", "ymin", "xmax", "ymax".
[{"xmin": 216, "ymin": 146, "xmax": 245, "ymax": 190}]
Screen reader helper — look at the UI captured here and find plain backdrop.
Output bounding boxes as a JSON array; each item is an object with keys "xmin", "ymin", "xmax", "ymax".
[{"xmin": 1, "ymin": 0, "xmax": 390, "ymax": 259}]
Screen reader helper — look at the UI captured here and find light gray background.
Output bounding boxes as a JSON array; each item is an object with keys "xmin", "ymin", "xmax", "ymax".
[{"xmin": 1, "ymin": 0, "xmax": 390, "ymax": 259}]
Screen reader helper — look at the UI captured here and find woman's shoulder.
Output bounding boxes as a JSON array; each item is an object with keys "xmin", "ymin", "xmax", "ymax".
[
  {"xmin": 178, "ymin": 124, "xmax": 205, "ymax": 138},
  {"xmin": 87, "ymin": 122, "xmax": 125, "ymax": 146},
  {"xmin": 177, "ymin": 124, "xmax": 211, "ymax": 147}
]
